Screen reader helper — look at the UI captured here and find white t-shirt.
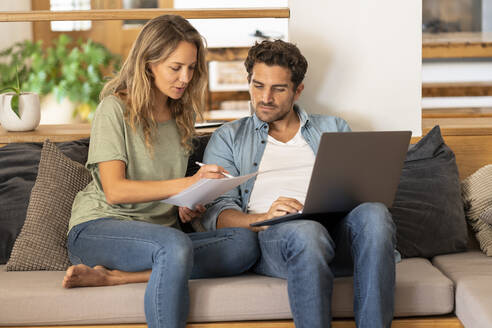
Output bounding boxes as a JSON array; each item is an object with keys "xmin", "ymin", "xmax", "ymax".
[{"xmin": 247, "ymin": 126, "xmax": 316, "ymax": 214}]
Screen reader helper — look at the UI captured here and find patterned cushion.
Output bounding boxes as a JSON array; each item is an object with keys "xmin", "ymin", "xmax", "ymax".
[
  {"xmin": 462, "ymin": 164, "xmax": 492, "ymax": 256},
  {"xmin": 0, "ymin": 138, "xmax": 89, "ymax": 264},
  {"xmin": 6, "ymin": 140, "xmax": 92, "ymax": 271}
]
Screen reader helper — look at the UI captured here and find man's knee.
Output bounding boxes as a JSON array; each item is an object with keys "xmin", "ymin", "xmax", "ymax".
[
  {"xmin": 281, "ymin": 221, "xmax": 335, "ymax": 260},
  {"xmin": 350, "ymin": 202, "xmax": 395, "ymax": 242}
]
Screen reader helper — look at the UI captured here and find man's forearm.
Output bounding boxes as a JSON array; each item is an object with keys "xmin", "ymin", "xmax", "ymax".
[{"xmin": 217, "ymin": 209, "xmax": 267, "ymax": 232}]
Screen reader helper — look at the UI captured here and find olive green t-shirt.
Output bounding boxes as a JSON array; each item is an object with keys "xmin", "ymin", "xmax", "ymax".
[{"xmin": 69, "ymin": 95, "xmax": 188, "ymax": 232}]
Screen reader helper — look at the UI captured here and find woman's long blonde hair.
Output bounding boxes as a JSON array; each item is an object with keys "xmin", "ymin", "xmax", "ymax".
[{"xmin": 101, "ymin": 15, "xmax": 207, "ymax": 152}]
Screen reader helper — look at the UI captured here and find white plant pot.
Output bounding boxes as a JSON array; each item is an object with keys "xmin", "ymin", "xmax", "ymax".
[{"xmin": 0, "ymin": 92, "xmax": 41, "ymax": 131}]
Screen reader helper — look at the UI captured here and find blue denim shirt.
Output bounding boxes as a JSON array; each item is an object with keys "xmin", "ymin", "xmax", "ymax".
[{"xmin": 201, "ymin": 104, "xmax": 351, "ymax": 231}]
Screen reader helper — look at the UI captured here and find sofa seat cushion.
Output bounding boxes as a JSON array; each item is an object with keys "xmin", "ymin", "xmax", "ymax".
[
  {"xmin": 0, "ymin": 258, "xmax": 453, "ymax": 325},
  {"xmin": 433, "ymin": 250, "xmax": 492, "ymax": 328}
]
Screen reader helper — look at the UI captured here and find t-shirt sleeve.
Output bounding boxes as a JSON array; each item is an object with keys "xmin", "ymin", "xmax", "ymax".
[{"xmin": 86, "ymin": 96, "xmax": 128, "ymax": 169}]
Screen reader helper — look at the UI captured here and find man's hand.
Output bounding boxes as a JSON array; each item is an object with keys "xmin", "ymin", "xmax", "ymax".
[
  {"xmin": 179, "ymin": 205, "xmax": 206, "ymax": 223},
  {"xmin": 266, "ymin": 197, "xmax": 304, "ymax": 220},
  {"xmin": 249, "ymin": 197, "xmax": 304, "ymax": 231},
  {"xmin": 217, "ymin": 198, "xmax": 303, "ymax": 232}
]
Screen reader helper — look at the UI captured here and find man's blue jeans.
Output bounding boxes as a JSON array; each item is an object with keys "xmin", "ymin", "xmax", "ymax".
[
  {"xmin": 253, "ymin": 202, "xmax": 396, "ymax": 328},
  {"xmin": 67, "ymin": 218, "xmax": 260, "ymax": 328}
]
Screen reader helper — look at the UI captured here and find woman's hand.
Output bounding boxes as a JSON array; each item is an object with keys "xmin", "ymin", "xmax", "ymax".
[
  {"xmin": 191, "ymin": 164, "xmax": 230, "ymax": 183},
  {"xmin": 179, "ymin": 205, "xmax": 206, "ymax": 223}
]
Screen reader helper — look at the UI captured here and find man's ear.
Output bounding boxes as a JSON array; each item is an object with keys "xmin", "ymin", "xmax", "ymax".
[{"xmin": 294, "ymin": 83, "xmax": 304, "ymax": 101}]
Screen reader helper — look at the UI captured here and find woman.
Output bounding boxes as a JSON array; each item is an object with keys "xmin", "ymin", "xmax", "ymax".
[{"xmin": 63, "ymin": 15, "xmax": 259, "ymax": 328}]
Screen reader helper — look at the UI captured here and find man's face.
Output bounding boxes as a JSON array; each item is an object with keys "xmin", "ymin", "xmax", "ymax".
[{"xmin": 249, "ymin": 63, "xmax": 303, "ymax": 123}]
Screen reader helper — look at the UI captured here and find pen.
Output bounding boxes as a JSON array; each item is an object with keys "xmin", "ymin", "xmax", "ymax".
[{"xmin": 195, "ymin": 161, "xmax": 234, "ymax": 178}]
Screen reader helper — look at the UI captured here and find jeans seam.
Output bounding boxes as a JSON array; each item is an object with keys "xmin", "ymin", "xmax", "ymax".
[
  {"xmin": 258, "ymin": 237, "xmax": 289, "ymax": 276},
  {"xmin": 193, "ymin": 231, "xmax": 237, "ymax": 252},
  {"xmin": 155, "ymin": 255, "xmax": 163, "ymax": 328},
  {"xmin": 344, "ymin": 219, "xmax": 364, "ymax": 323},
  {"xmin": 77, "ymin": 233, "xmax": 170, "ymax": 249},
  {"xmin": 259, "ymin": 229, "xmax": 300, "ymax": 322}
]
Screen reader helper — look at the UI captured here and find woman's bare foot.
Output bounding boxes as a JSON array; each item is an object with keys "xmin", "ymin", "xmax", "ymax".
[{"xmin": 62, "ymin": 264, "xmax": 123, "ymax": 288}]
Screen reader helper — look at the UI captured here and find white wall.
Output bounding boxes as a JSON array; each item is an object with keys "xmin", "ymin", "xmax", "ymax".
[
  {"xmin": 289, "ymin": 1, "xmax": 422, "ymax": 136},
  {"xmin": 423, "ymin": 61, "xmax": 492, "ymax": 83},
  {"xmin": 0, "ymin": 1, "xmax": 32, "ymax": 53},
  {"xmin": 483, "ymin": 0, "xmax": 492, "ymax": 32}
]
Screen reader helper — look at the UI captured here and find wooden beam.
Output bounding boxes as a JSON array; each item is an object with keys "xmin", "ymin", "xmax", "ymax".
[
  {"xmin": 209, "ymin": 91, "xmax": 250, "ymax": 110},
  {"xmin": 443, "ymin": 135, "xmax": 492, "ymax": 180},
  {"xmin": 206, "ymin": 47, "xmax": 250, "ymax": 62},
  {"xmin": 0, "ymin": 8, "xmax": 290, "ymax": 22},
  {"xmin": 0, "ymin": 124, "xmax": 91, "ymax": 144},
  {"xmin": 423, "ymin": 117, "xmax": 492, "ymax": 136},
  {"xmin": 0, "ymin": 316, "xmax": 464, "ymax": 328},
  {"xmin": 423, "ymin": 32, "xmax": 492, "ymax": 59},
  {"xmin": 422, "ymin": 82, "xmax": 492, "ymax": 97},
  {"xmin": 422, "ymin": 108, "xmax": 492, "ymax": 118}
]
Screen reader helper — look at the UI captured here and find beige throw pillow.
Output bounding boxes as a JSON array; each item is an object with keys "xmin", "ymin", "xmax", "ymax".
[
  {"xmin": 462, "ymin": 164, "xmax": 492, "ymax": 256},
  {"xmin": 6, "ymin": 140, "xmax": 92, "ymax": 271}
]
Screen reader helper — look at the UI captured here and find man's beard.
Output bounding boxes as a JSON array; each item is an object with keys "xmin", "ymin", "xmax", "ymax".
[{"xmin": 255, "ymin": 101, "xmax": 291, "ymax": 123}]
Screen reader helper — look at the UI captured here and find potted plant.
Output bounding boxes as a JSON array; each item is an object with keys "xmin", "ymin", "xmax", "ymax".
[
  {"xmin": 0, "ymin": 67, "xmax": 40, "ymax": 131},
  {"xmin": 0, "ymin": 35, "xmax": 120, "ymax": 123}
]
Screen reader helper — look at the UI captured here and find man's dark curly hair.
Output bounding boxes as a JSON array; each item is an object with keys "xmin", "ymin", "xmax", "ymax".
[{"xmin": 244, "ymin": 40, "xmax": 308, "ymax": 90}]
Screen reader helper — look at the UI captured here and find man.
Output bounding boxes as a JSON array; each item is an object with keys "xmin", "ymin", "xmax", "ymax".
[{"xmin": 201, "ymin": 40, "xmax": 396, "ymax": 328}]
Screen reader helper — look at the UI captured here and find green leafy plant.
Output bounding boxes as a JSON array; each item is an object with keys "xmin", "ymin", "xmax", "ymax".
[
  {"xmin": 0, "ymin": 66, "xmax": 22, "ymax": 118},
  {"xmin": 0, "ymin": 35, "xmax": 120, "ymax": 121}
]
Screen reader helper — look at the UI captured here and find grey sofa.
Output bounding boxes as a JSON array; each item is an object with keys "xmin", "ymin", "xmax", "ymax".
[
  {"xmin": 1, "ymin": 132, "xmax": 492, "ymax": 328},
  {"xmin": 0, "ymin": 257, "xmax": 457, "ymax": 326}
]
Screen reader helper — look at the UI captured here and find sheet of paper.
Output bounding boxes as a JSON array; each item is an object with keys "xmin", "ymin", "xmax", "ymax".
[{"xmin": 161, "ymin": 172, "xmax": 258, "ymax": 209}]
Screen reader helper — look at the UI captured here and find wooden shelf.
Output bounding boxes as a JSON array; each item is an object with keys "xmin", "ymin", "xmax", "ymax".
[
  {"xmin": 0, "ymin": 124, "xmax": 217, "ymax": 146},
  {"xmin": 0, "ymin": 124, "xmax": 91, "ymax": 145},
  {"xmin": 423, "ymin": 32, "xmax": 492, "ymax": 58},
  {"xmin": 422, "ymin": 117, "xmax": 492, "ymax": 136},
  {"xmin": 206, "ymin": 47, "xmax": 250, "ymax": 62},
  {"xmin": 422, "ymin": 107, "xmax": 492, "ymax": 118},
  {"xmin": 422, "ymin": 82, "xmax": 492, "ymax": 97},
  {"xmin": 0, "ymin": 8, "xmax": 290, "ymax": 22},
  {"xmin": 209, "ymin": 91, "xmax": 250, "ymax": 110}
]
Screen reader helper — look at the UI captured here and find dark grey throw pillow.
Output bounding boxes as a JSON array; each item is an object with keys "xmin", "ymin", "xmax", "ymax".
[
  {"xmin": 0, "ymin": 138, "xmax": 89, "ymax": 264},
  {"xmin": 390, "ymin": 125, "xmax": 468, "ymax": 258},
  {"xmin": 6, "ymin": 140, "xmax": 92, "ymax": 271}
]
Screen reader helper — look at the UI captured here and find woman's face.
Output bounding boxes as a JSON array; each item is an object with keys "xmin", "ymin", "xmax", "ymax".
[{"xmin": 150, "ymin": 41, "xmax": 198, "ymax": 100}]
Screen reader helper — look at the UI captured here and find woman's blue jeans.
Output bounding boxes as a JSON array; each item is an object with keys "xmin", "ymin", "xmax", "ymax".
[
  {"xmin": 253, "ymin": 202, "xmax": 396, "ymax": 328},
  {"xmin": 67, "ymin": 218, "xmax": 259, "ymax": 328}
]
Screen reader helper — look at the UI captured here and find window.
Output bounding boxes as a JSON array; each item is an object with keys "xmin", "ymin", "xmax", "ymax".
[
  {"xmin": 175, "ymin": 0, "xmax": 288, "ymax": 47},
  {"xmin": 50, "ymin": 0, "xmax": 91, "ymax": 31},
  {"xmin": 121, "ymin": 0, "xmax": 288, "ymax": 47},
  {"xmin": 122, "ymin": 0, "xmax": 159, "ymax": 26},
  {"xmin": 423, "ymin": 0, "xmax": 486, "ymax": 33}
]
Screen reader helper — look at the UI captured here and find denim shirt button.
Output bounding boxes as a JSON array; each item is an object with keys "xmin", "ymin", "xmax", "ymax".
[
  {"xmin": 261, "ymin": 140, "xmax": 265, "ymax": 144},
  {"xmin": 253, "ymin": 162, "xmax": 258, "ymax": 166},
  {"xmin": 245, "ymin": 189, "xmax": 249, "ymax": 193}
]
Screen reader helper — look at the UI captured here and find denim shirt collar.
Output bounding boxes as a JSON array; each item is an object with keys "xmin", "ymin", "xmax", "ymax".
[{"xmin": 249, "ymin": 102, "xmax": 310, "ymax": 130}]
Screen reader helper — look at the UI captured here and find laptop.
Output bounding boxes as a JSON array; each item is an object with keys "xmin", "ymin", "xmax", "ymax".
[{"xmin": 250, "ymin": 131, "xmax": 411, "ymax": 227}]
